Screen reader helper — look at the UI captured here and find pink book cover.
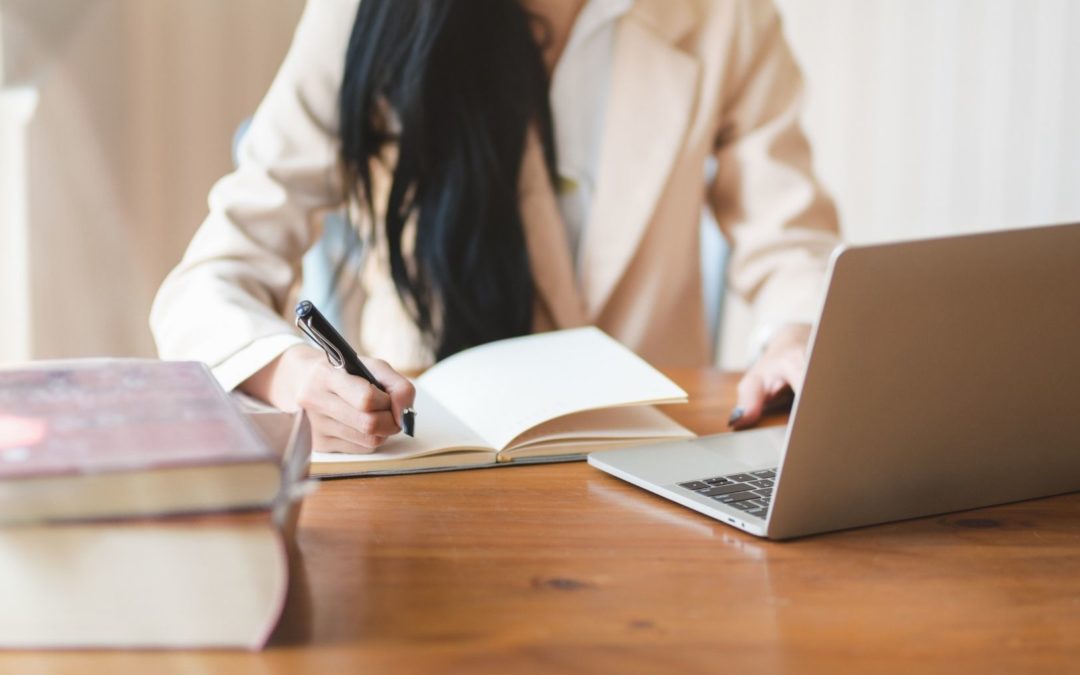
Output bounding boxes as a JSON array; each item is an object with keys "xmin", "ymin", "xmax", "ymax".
[{"xmin": 0, "ymin": 360, "xmax": 272, "ymax": 480}]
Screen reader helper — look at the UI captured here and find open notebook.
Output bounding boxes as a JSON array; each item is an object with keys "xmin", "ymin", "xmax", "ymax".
[{"xmin": 311, "ymin": 328, "xmax": 695, "ymax": 477}]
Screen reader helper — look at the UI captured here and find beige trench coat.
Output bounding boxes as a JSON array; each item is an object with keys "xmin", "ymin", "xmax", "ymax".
[{"xmin": 151, "ymin": 0, "xmax": 841, "ymax": 390}]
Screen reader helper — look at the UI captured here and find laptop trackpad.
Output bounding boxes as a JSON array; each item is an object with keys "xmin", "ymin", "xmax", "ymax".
[{"xmin": 592, "ymin": 427, "xmax": 785, "ymax": 486}]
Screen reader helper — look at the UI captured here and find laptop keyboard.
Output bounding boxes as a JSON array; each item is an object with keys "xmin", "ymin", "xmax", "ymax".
[{"xmin": 677, "ymin": 469, "xmax": 776, "ymax": 519}]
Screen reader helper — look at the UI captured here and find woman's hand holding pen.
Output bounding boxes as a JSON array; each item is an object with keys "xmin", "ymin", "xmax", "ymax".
[{"xmin": 241, "ymin": 345, "xmax": 416, "ymax": 452}]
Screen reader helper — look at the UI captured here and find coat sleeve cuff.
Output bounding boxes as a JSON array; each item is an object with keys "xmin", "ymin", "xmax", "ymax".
[{"xmin": 211, "ymin": 334, "xmax": 308, "ymax": 392}]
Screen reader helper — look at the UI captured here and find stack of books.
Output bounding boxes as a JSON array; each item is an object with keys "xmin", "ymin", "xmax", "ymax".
[{"xmin": 0, "ymin": 360, "xmax": 310, "ymax": 650}]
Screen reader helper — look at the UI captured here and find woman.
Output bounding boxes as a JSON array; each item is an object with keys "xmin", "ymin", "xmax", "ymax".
[{"xmin": 151, "ymin": 0, "xmax": 841, "ymax": 453}]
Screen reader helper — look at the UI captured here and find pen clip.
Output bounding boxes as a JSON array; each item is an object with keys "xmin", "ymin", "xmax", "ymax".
[{"xmin": 295, "ymin": 315, "xmax": 345, "ymax": 369}]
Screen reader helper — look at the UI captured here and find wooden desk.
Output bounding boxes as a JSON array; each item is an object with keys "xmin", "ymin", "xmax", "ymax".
[{"xmin": 5, "ymin": 369, "xmax": 1079, "ymax": 673}]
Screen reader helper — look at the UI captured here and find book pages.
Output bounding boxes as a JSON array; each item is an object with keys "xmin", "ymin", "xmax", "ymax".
[
  {"xmin": 417, "ymin": 328, "xmax": 688, "ymax": 450},
  {"xmin": 503, "ymin": 405, "xmax": 695, "ymax": 453}
]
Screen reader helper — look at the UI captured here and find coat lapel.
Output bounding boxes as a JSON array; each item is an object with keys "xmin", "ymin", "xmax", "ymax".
[
  {"xmin": 578, "ymin": 0, "xmax": 701, "ymax": 317},
  {"xmin": 518, "ymin": 130, "xmax": 589, "ymax": 329}
]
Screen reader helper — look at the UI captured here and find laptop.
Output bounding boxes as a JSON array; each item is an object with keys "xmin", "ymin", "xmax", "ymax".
[{"xmin": 588, "ymin": 222, "xmax": 1080, "ymax": 539}]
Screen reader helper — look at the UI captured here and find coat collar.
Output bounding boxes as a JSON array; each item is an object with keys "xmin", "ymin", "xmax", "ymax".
[
  {"xmin": 519, "ymin": 129, "xmax": 590, "ymax": 329},
  {"xmin": 519, "ymin": 0, "xmax": 701, "ymax": 323},
  {"xmin": 627, "ymin": 0, "xmax": 701, "ymax": 45},
  {"xmin": 578, "ymin": 0, "xmax": 701, "ymax": 316}
]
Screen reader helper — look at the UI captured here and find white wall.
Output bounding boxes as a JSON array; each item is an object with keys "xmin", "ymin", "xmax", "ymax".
[
  {"xmin": 717, "ymin": 0, "xmax": 1080, "ymax": 367},
  {"xmin": 776, "ymin": 0, "xmax": 1080, "ymax": 242},
  {"xmin": 0, "ymin": 87, "xmax": 36, "ymax": 361},
  {"xmin": 0, "ymin": 0, "xmax": 305, "ymax": 362}
]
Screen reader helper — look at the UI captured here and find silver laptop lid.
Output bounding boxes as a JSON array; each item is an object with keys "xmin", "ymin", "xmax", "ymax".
[{"xmin": 768, "ymin": 222, "xmax": 1080, "ymax": 538}]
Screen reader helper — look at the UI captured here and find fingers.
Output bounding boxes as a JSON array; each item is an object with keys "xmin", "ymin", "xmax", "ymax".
[
  {"xmin": 731, "ymin": 368, "xmax": 768, "ymax": 430},
  {"xmin": 300, "ymin": 385, "xmax": 395, "ymax": 450},
  {"xmin": 361, "ymin": 357, "xmax": 417, "ymax": 428},
  {"xmin": 325, "ymin": 368, "xmax": 392, "ymax": 412},
  {"xmin": 774, "ymin": 349, "xmax": 806, "ymax": 395},
  {"xmin": 729, "ymin": 327, "xmax": 811, "ymax": 431},
  {"xmin": 310, "ymin": 413, "xmax": 387, "ymax": 452},
  {"xmin": 318, "ymin": 390, "xmax": 400, "ymax": 438},
  {"xmin": 731, "ymin": 367, "xmax": 795, "ymax": 431},
  {"xmin": 295, "ymin": 357, "xmax": 404, "ymax": 452}
]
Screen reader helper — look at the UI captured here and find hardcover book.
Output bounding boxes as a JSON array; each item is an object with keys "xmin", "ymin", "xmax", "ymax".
[{"xmin": 0, "ymin": 360, "xmax": 281, "ymax": 524}]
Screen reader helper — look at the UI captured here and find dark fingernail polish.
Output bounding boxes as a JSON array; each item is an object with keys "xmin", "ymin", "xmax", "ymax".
[{"xmin": 728, "ymin": 407, "xmax": 745, "ymax": 427}]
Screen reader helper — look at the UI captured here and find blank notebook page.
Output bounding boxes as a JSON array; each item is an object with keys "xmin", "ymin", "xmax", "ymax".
[{"xmin": 417, "ymin": 328, "xmax": 687, "ymax": 450}]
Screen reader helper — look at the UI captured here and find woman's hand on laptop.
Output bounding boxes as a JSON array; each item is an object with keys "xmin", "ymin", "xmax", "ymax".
[{"xmin": 729, "ymin": 323, "xmax": 810, "ymax": 430}]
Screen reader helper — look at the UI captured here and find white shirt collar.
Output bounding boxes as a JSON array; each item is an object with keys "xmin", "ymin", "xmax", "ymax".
[
  {"xmin": 549, "ymin": 0, "xmax": 633, "ymax": 264},
  {"xmin": 561, "ymin": 0, "xmax": 634, "ymax": 62}
]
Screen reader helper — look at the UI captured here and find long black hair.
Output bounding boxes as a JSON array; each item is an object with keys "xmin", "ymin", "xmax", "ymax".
[{"xmin": 339, "ymin": 0, "xmax": 558, "ymax": 361}]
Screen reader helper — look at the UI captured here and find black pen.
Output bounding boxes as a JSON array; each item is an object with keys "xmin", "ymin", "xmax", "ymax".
[{"xmin": 295, "ymin": 300, "xmax": 416, "ymax": 437}]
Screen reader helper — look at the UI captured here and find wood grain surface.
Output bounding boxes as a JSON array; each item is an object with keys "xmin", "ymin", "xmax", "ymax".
[{"xmin": 4, "ymin": 369, "xmax": 1078, "ymax": 674}]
